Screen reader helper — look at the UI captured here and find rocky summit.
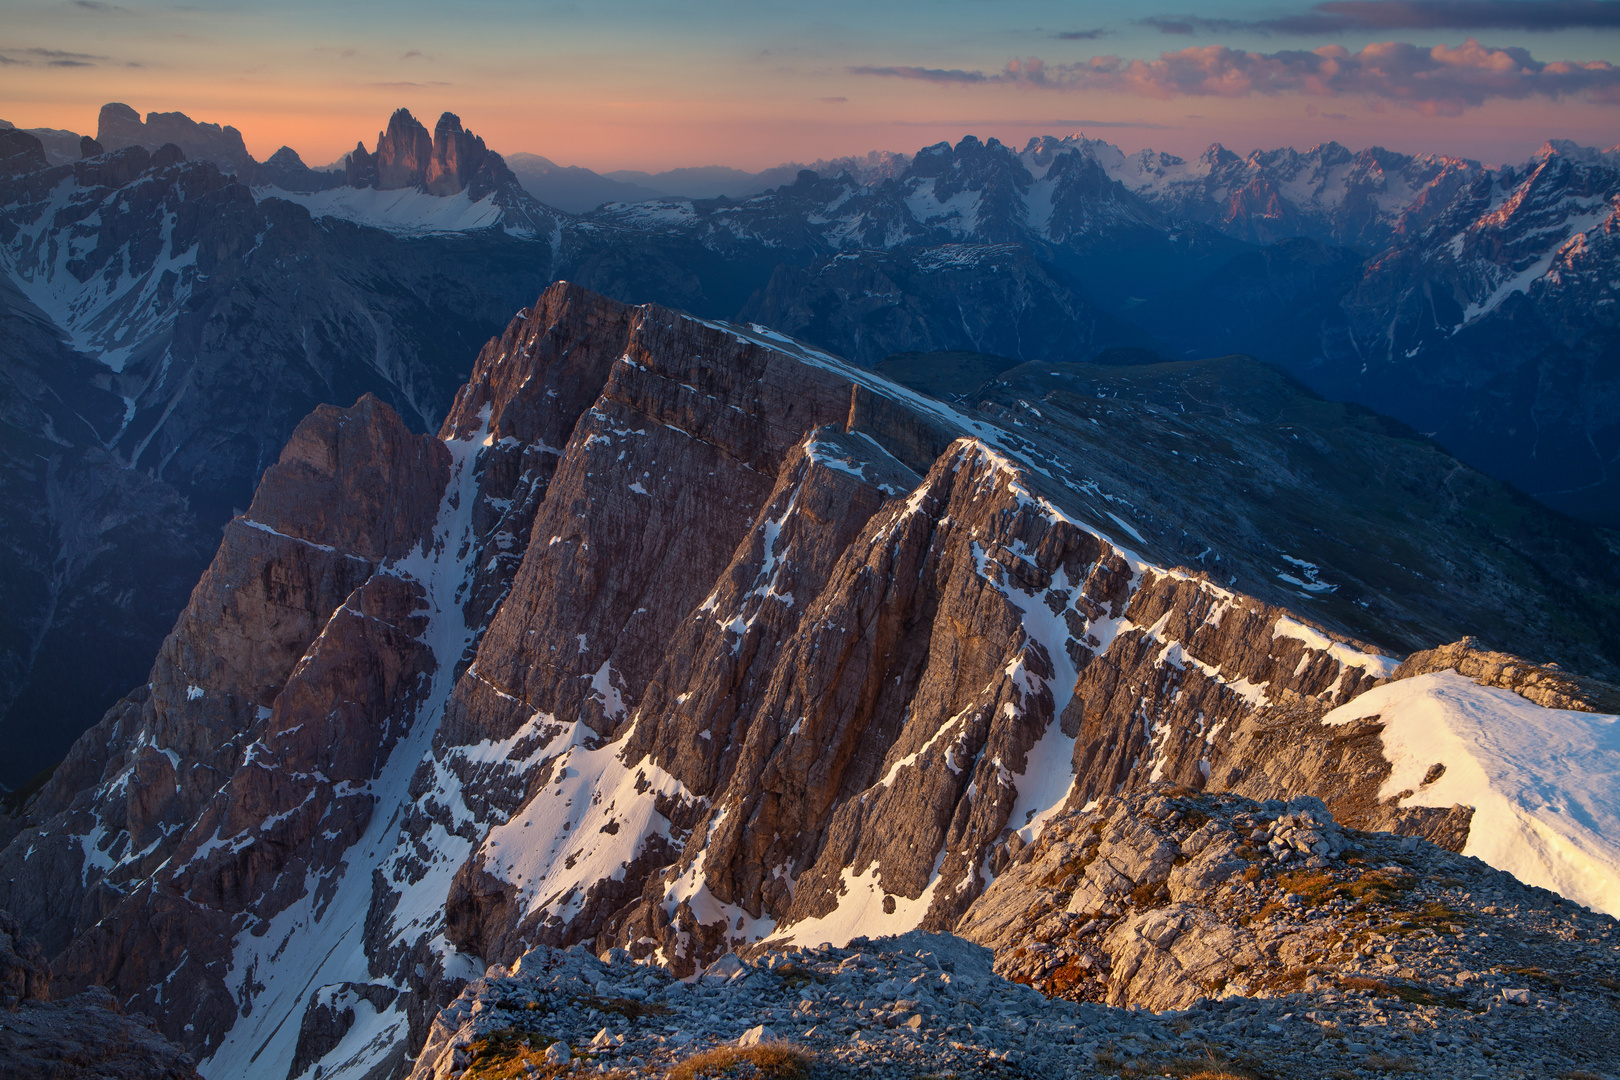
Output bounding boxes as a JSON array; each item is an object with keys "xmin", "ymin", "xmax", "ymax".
[
  {"xmin": 408, "ymin": 792, "xmax": 1620, "ymax": 1080},
  {"xmin": 1, "ymin": 280, "xmax": 1617, "ymax": 1080}
]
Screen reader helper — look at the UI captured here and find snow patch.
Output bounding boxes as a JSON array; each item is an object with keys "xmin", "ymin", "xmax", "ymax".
[{"xmin": 1324, "ymin": 672, "xmax": 1620, "ymax": 916}]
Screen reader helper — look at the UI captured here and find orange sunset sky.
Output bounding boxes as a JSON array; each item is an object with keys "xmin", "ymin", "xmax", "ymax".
[{"xmin": 4, "ymin": 0, "xmax": 1618, "ymax": 172}]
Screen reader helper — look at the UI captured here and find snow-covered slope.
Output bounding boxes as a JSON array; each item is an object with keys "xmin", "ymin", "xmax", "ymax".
[
  {"xmin": 262, "ymin": 185, "xmax": 509, "ymax": 236},
  {"xmin": 1, "ymin": 152, "xmax": 200, "ymax": 373},
  {"xmin": 1325, "ymin": 671, "xmax": 1620, "ymax": 917}
]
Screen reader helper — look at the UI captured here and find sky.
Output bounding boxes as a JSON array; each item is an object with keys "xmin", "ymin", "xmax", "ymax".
[{"xmin": 2, "ymin": 0, "xmax": 1618, "ymax": 172}]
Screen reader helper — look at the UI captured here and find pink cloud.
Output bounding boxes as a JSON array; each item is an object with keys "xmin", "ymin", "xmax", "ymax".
[{"xmin": 853, "ymin": 39, "xmax": 1620, "ymax": 114}]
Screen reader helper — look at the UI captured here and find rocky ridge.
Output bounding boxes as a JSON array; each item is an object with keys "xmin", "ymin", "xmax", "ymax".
[
  {"xmin": 408, "ymin": 788, "xmax": 1620, "ymax": 1080},
  {"xmin": 3, "ymin": 283, "xmax": 1617, "ymax": 1080},
  {"xmin": 5, "ymin": 113, "xmax": 1619, "ymax": 781}
]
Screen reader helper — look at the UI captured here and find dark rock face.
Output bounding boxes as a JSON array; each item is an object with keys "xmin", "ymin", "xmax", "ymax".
[
  {"xmin": 738, "ymin": 244, "xmax": 1156, "ymax": 369},
  {"xmin": 0, "ymin": 912, "xmax": 196, "ymax": 1079},
  {"xmin": 0, "ymin": 395, "xmax": 450, "ymax": 1054},
  {"xmin": 0, "ymin": 129, "xmax": 48, "ymax": 177},
  {"xmin": 0, "ymin": 271, "xmax": 217, "ymax": 798},
  {"xmin": 259, "ymin": 146, "xmax": 344, "ymax": 192},
  {"xmin": 0, "ymin": 986, "xmax": 201, "ymax": 1080},
  {"xmin": 96, "ymin": 102, "xmax": 254, "ymax": 175},
  {"xmin": 1, "ymin": 908, "xmax": 50, "ymax": 1004}
]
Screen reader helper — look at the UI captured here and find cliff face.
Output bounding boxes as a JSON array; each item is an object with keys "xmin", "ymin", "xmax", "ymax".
[
  {"xmin": 4, "ymin": 283, "xmax": 1615, "ymax": 1080},
  {"xmin": 96, "ymin": 102, "xmax": 254, "ymax": 175},
  {"xmin": 347, "ymin": 108, "xmax": 498, "ymax": 196},
  {"xmin": 0, "ymin": 394, "xmax": 452, "ymax": 1052}
]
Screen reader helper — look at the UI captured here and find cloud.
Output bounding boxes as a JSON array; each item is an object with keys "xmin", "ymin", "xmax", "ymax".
[
  {"xmin": 0, "ymin": 46, "xmax": 110, "ymax": 66},
  {"xmin": 820, "ymin": 96, "xmax": 849, "ymax": 103},
  {"xmin": 848, "ymin": 65, "xmax": 989, "ymax": 83},
  {"xmin": 368, "ymin": 80, "xmax": 452, "ymax": 88},
  {"xmin": 23, "ymin": 47, "xmax": 105, "ymax": 60},
  {"xmin": 852, "ymin": 40, "xmax": 1620, "ymax": 113},
  {"xmin": 1055, "ymin": 27, "xmax": 1110, "ymax": 40},
  {"xmin": 1144, "ymin": 1, "xmax": 1620, "ymax": 35}
]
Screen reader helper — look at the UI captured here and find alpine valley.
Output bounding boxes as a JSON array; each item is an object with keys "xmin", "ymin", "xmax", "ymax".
[{"xmin": 1, "ymin": 103, "xmax": 1618, "ymax": 1080}]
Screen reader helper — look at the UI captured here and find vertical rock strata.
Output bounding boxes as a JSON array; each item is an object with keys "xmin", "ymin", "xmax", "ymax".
[{"xmin": 2, "ymin": 282, "xmax": 1591, "ymax": 1078}]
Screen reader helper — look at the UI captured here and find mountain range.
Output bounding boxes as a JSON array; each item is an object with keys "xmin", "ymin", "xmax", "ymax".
[
  {"xmin": 1, "ymin": 101, "xmax": 1615, "ymax": 795},
  {"xmin": 3, "ymin": 96, "xmax": 1620, "ymax": 1075},
  {"xmin": 0, "ymin": 280, "xmax": 1615, "ymax": 1080}
]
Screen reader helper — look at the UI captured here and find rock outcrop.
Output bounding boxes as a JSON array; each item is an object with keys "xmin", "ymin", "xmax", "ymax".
[
  {"xmin": 1395, "ymin": 637, "xmax": 1620, "ymax": 714},
  {"xmin": 347, "ymin": 108, "xmax": 498, "ymax": 196},
  {"xmin": 95, "ymin": 102, "xmax": 255, "ymax": 175},
  {"xmin": 412, "ymin": 899, "xmax": 1619, "ymax": 1080},
  {"xmin": 1, "ymin": 908, "xmax": 50, "ymax": 1004},
  {"xmin": 959, "ymin": 786, "xmax": 1619, "ymax": 1027}
]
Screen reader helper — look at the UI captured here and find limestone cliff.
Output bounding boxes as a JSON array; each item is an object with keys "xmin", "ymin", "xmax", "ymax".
[{"xmin": 3, "ymin": 283, "xmax": 1615, "ymax": 1080}]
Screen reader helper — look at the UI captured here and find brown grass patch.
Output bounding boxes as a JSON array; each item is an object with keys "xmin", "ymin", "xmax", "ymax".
[
  {"xmin": 769, "ymin": 963, "xmax": 824, "ymax": 991},
  {"xmin": 666, "ymin": 1043, "xmax": 813, "ymax": 1080},
  {"xmin": 1338, "ymin": 977, "xmax": 1473, "ymax": 1010},
  {"xmin": 577, "ymin": 993, "xmax": 674, "ymax": 1020},
  {"xmin": 1120, "ymin": 1054, "xmax": 1262, "ymax": 1080},
  {"xmin": 1129, "ymin": 881, "xmax": 1170, "ymax": 908},
  {"xmin": 1339, "ymin": 975, "xmax": 1393, "ymax": 995},
  {"xmin": 1043, "ymin": 959, "xmax": 1094, "ymax": 996},
  {"xmin": 1256, "ymin": 966, "xmax": 1312, "ymax": 994},
  {"xmin": 1505, "ymin": 965, "xmax": 1571, "ymax": 991},
  {"xmin": 463, "ymin": 1029, "xmax": 571, "ymax": 1080},
  {"xmin": 1342, "ymin": 868, "xmax": 1417, "ymax": 904},
  {"xmin": 1277, "ymin": 870, "xmax": 1336, "ymax": 905}
]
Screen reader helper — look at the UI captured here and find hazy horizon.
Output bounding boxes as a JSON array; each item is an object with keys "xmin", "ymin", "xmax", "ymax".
[{"xmin": 4, "ymin": 1, "xmax": 1619, "ymax": 174}]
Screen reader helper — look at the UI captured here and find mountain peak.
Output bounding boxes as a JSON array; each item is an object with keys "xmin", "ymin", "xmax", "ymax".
[
  {"xmin": 348, "ymin": 105, "xmax": 493, "ymax": 195},
  {"xmin": 1534, "ymin": 137, "xmax": 1616, "ymax": 166},
  {"xmin": 94, "ymin": 101, "xmax": 252, "ymax": 173}
]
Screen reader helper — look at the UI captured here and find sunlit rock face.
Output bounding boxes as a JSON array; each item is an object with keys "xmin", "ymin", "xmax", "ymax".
[{"xmin": 3, "ymin": 282, "xmax": 1617, "ymax": 1080}]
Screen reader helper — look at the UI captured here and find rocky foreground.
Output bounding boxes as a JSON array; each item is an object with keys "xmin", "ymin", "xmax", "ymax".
[
  {"xmin": 0, "ymin": 912, "xmax": 199, "ymax": 1079},
  {"xmin": 407, "ymin": 791, "xmax": 1619, "ymax": 1080}
]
